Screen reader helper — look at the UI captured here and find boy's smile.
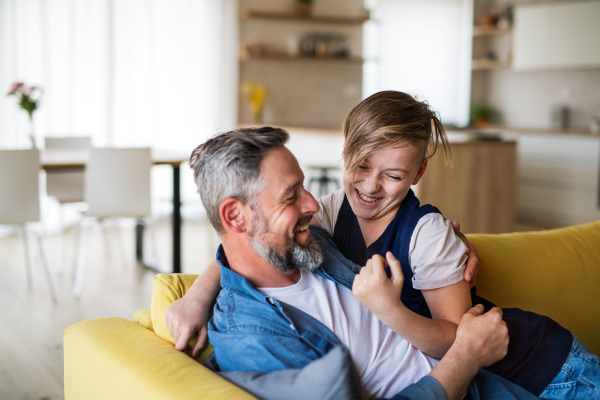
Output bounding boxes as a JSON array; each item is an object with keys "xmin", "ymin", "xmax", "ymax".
[{"xmin": 343, "ymin": 144, "xmax": 427, "ymax": 238}]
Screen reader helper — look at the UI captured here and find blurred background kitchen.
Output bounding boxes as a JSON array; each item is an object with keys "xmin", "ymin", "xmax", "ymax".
[{"xmin": 1, "ymin": 0, "xmax": 599, "ymax": 398}]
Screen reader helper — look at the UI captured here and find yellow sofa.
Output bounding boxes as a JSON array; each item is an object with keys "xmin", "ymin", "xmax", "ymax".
[{"xmin": 64, "ymin": 221, "xmax": 600, "ymax": 400}]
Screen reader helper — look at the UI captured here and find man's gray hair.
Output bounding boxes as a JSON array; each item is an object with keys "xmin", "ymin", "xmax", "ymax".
[{"xmin": 189, "ymin": 127, "xmax": 290, "ymax": 234}]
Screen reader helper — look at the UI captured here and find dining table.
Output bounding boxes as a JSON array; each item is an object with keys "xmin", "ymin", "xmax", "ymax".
[{"xmin": 41, "ymin": 148, "xmax": 189, "ymax": 274}]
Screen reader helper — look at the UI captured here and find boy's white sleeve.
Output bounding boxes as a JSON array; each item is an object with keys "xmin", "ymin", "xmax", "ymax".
[
  {"xmin": 315, "ymin": 189, "xmax": 345, "ymax": 237},
  {"xmin": 408, "ymin": 213, "xmax": 468, "ymax": 290}
]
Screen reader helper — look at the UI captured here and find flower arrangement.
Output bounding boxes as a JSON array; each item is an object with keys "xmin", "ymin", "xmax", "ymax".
[
  {"xmin": 7, "ymin": 82, "xmax": 43, "ymax": 148},
  {"xmin": 242, "ymin": 81, "xmax": 268, "ymax": 124}
]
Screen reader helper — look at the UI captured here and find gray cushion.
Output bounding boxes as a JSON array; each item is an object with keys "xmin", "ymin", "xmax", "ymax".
[{"xmin": 216, "ymin": 345, "xmax": 363, "ymax": 400}]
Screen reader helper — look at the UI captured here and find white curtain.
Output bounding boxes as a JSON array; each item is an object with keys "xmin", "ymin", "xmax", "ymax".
[{"xmin": 0, "ymin": 0, "xmax": 238, "ymax": 151}]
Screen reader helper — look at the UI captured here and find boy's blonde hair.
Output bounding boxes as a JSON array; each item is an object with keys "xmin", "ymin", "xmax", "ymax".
[{"xmin": 342, "ymin": 91, "xmax": 451, "ymax": 174}]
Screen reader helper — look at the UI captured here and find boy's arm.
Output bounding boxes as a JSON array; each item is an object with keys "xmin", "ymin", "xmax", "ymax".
[
  {"xmin": 450, "ymin": 220, "xmax": 480, "ymax": 288},
  {"xmin": 165, "ymin": 259, "xmax": 221, "ymax": 357},
  {"xmin": 353, "ymin": 253, "xmax": 463, "ymax": 359}
]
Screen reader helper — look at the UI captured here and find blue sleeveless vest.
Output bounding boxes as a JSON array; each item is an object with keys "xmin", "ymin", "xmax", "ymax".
[{"xmin": 332, "ymin": 189, "xmax": 572, "ymax": 396}]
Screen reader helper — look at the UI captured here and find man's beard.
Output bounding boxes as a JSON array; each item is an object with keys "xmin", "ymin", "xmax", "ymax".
[{"xmin": 248, "ymin": 213, "xmax": 323, "ymax": 273}]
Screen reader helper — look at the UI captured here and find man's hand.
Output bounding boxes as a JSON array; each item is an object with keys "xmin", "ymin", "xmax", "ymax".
[
  {"xmin": 451, "ymin": 220, "xmax": 480, "ymax": 288},
  {"xmin": 454, "ymin": 304, "xmax": 509, "ymax": 368},
  {"xmin": 352, "ymin": 252, "xmax": 404, "ymax": 318},
  {"xmin": 165, "ymin": 293, "xmax": 211, "ymax": 358}
]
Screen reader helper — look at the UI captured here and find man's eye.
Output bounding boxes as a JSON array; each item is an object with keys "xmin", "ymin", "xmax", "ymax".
[{"xmin": 286, "ymin": 193, "xmax": 297, "ymax": 201}]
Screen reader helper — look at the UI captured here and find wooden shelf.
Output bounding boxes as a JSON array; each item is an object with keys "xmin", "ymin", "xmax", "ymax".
[
  {"xmin": 473, "ymin": 26, "xmax": 513, "ymax": 37},
  {"xmin": 240, "ymin": 9, "xmax": 370, "ymax": 25},
  {"xmin": 472, "ymin": 59, "xmax": 510, "ymax": 70},
  {"xmin": 240, "ymin": 54, "xmax": 365, "ymax": 64}
]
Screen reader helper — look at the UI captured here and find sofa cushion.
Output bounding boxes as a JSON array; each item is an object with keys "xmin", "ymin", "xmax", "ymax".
[
  {"xmin": 468, "ymin": 220, "xmax": 600, "ymax": 355},
  {"xmin": 133, "ymin": 308, "xmax": 153, "ymax": 331},
  {"xmin": 218, "ymin": 345, "xmax": 363, "ymax": 400},
  {"xmin": 151, "ymin": 273, "xmax": 214, "ymax": 362}
]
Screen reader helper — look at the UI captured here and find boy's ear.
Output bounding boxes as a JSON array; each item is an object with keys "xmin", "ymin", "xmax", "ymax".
[
  {"xmin": 412, "ymin": 157, "xmax": 428, "ymax": 185},
  {"xmin": 219, "ymin": 198, "xmax": 249, "ymax": 234}
]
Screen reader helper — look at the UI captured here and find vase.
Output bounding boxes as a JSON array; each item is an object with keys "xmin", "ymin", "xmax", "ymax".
[{"xmin": 29, "ymin": 115, "xmax": 37, "ymax": 148}]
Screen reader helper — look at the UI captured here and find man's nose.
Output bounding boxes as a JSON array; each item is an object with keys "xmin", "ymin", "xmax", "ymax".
[{"xmin": 301, "ymin": 188, "xmax": 319, "ymax": 215}]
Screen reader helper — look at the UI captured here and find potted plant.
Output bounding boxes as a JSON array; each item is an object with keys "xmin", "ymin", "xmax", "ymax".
[{"xmin": 470, "ymin": 103, "xmax": 498, "ymax": 128}]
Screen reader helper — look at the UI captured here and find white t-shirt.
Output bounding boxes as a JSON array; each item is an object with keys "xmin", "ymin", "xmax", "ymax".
[
  {"xmin": 259, "ymin": 270, "xmax": 438, "ymax": 399},
  {"xmin": 316, "ymin": 189, "xmax": 468, "ymax": 290}
]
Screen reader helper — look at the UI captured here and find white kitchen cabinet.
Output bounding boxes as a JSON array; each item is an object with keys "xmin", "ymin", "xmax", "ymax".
[{"xmin": 514, "ymin": 1, "xmax": 600, "ymax": 71}]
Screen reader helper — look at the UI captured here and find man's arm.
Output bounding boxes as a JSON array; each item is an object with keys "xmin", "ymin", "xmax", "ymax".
[
  {"xmin": 165, "ymin": 259, "xmax": 221, "ymax": 357},
  {"xmin": 427, "ymin": 305, "xmax": 508, "ymax": 400}
]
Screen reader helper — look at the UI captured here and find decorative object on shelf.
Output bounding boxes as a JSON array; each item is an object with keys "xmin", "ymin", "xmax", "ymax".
[
  {"xmin": 497, "ymin": 4, "xmax": 514, "ymax": 30},
  {"xmin": 551, "ymin": 105, "xmax": 570, "ymax": 130},
  {"xmin": 6, "ymin": 82, "xmax": 43, "ymax": 148},
  {"xmin": 295, "ymin": 0, "xmax": 313, "ymax": 18},
  {"xmin": 242, "ymin": 82, "xmax": 268, "ymax": 124},
  {"xmin": 300, "ymin": 33, "xmax": 350, "ymax": 58},
  {"xmin": 590, "ymin": 117, "xmax": 600, "ymax": 135},
  {"xmin": 470, "ymin": 103, "xmax": 498, "ymax": 128},
  {"xmin": 479, "ymin": 12, "xmax": 499, "ymax": 27}
]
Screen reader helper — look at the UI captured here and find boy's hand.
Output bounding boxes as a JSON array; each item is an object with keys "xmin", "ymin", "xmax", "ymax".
[
  {"xmin": 451, "ymin": 220, "xmax": 480, "ymax": 288},
  {"xmin": 353, "ymin": 252, "xmax": 404, "ymax": 317},
  {"xmin": 166, "ymin": 293, "xmax": 210, "ymax": 358}
]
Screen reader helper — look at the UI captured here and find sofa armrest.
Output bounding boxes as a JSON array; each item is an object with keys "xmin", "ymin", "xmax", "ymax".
[{"xmin": 64, "ymin": 317, "xmax": 256, "ymax": 400}]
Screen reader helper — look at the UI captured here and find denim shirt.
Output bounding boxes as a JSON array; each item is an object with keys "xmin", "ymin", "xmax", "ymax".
[{"xmin": 207, "ymin": 226, "xmax": 445, "ymax": 399}]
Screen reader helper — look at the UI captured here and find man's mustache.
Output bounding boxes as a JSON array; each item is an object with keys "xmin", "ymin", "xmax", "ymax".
[{"xmin": 293, "ymin": 215, "xmax": 313, "ymax": 233}]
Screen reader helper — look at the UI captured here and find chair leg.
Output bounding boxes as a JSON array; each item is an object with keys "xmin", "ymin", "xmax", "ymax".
[
  {"xmin": 114, "ymin": 219, "xmax": 129, "ymax": 269},
  {"xmin": 56, "ymin": 206, "xmax": 64, "ymax": 275},
  {"xmin": 101, "ymin": 219, "xmax": 112, "ymax": 259},
  {"xmin": 73, "ymin": 223, "xmax": 93, "ymax": 299},
  {"xmin": 21, "ymin": 227, "xmax": 33, "ymax": 288},
  {"xmin": 71, "ymin": 218, "xmax": 83, "ymax": 280},
  {"xmin": 149, "ymin": 219, "xmax": 161, "ymax": 268},
  {"xmin": 32, "ymin": 229, "xmax": 58, "ymax": 304}
]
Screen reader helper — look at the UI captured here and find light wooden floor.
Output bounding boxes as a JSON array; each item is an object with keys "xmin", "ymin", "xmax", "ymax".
[{"xmin": 0, "ymin": 219, "xmax": 220, "ymax": 400}]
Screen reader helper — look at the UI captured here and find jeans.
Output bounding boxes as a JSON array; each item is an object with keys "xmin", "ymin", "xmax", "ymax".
[{"xmin": 540, "ymin": 335, "xmax": 600, "ymax": 399}]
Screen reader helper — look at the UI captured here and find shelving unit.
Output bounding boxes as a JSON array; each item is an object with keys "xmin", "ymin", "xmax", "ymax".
[
  {"xmin": 237, "ymin": 1, "xmax": 368, "ymax": 129},
  {"xmin": 240, "ymin": 54, "xmax": 365, "ymax": 64},
  {"xmin": 471, "ymin": 24, "xmax": 512, "ymax": 71},
  {"xmin": 240, "ymin": 9, "xmax": 370, "ymax": 25},
  {"xmin": 472, "ymin": 59, "xmax": 509, "ymax": 70},
  {"xmin": 472, "ymin": 26, "xmax": 512, "ymax": 37}
]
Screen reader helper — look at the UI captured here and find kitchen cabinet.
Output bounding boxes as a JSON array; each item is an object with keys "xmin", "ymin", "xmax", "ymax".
[
  {"xmin": 513, "ymin": 1, "xmax": 600, "ymax": 70},
  {"xmin": 417, "ymin": 140, "xmax": 517, "ymax": 234}
]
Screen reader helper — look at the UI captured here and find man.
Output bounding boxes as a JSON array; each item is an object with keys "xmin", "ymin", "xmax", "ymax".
[{"xmin": 181, "ymin": 127, "xmax": 532, "ymax": 400}]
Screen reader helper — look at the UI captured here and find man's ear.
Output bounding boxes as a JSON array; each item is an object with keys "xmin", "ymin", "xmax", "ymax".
[
  {"xmin": 219, "ymin": 198, "xmax": 248, "ymax": 234},
  {"xmin": 412, "ymin": 157, "xmax": 428, "ymax": 185}
]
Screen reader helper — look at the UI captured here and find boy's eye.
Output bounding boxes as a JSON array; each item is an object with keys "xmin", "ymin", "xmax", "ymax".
[
  {"xmin": 358, "ymin": 165, "xmax": 368, "ymax": 170},
  {"xmin": 388, "ymin": 175, "xmax": 402, "ymax": 181}
]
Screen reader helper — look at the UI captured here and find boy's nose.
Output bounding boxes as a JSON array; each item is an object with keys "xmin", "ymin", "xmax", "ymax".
[{"xmin": 363, "ymin": 175, "xmax": 379, "ymax": 194}]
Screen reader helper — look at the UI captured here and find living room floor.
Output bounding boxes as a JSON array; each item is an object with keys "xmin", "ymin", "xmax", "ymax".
[{"xmin": 0, "ymin": 218, "xmax": 220, "ymax": 400}]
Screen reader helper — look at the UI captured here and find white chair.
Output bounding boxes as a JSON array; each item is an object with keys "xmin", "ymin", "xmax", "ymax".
[
  {"xmin": 44, "ymin": 136, "xmax": 92, "ymax": 275},
  {"xmin": 0, "ymin": 149, "xmax": 57, "ymax": 304},
  {"xmin": 73, "ymin": 148, "xmax": 151, "ymax": 298}
]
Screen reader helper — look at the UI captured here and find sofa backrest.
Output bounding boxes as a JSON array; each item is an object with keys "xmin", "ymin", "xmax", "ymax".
[{"xmin": 468, "ymin": 221, "xmax": 600, "ymax": 355}]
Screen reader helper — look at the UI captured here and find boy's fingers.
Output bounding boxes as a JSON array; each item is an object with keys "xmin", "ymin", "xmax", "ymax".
[{"xmin": 370, "ymin": 254, "xmax": 388, "ymax": 277}]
